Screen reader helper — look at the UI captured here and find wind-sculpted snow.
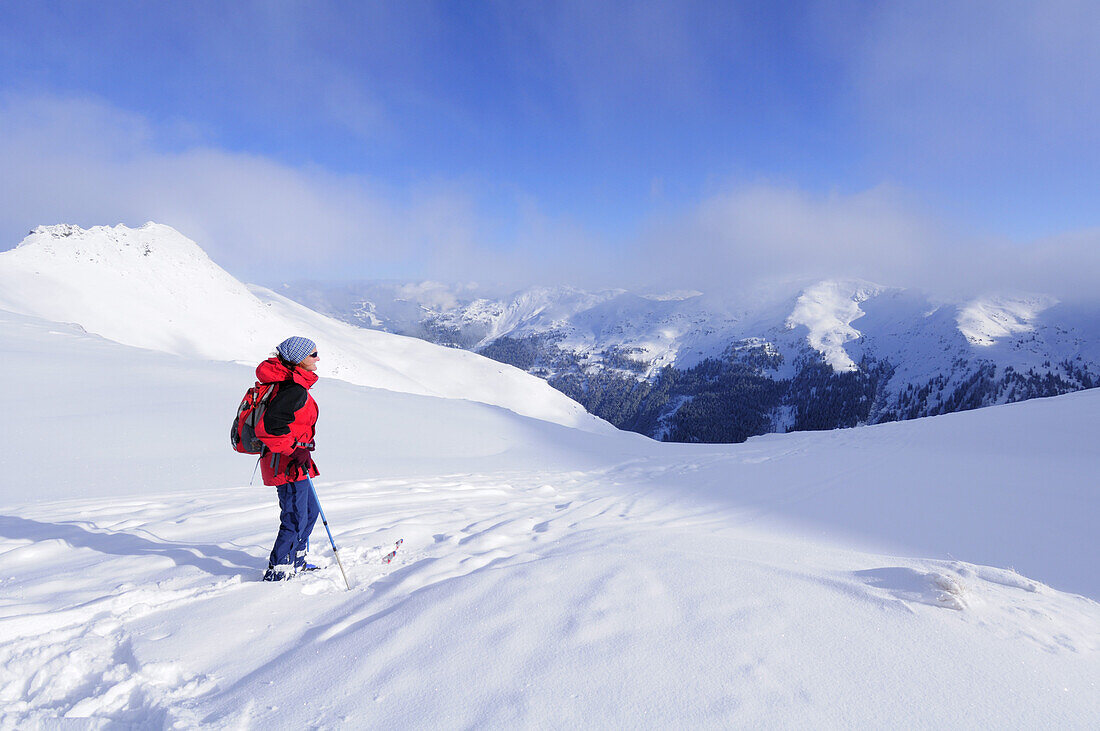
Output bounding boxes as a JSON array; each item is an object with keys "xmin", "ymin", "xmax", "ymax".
[
  {"xmin": 0, "ymin": 224, "xmax": 607, "ymax": 432},
  {"xmin": 2, "ymin": 310, "xmax": 1098, "ymax": 727}
]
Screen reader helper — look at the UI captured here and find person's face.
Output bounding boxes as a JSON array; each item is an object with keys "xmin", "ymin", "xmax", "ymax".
[{"xmin": 298, "ymin": 350, "xmax": 319, "ymax": 372}]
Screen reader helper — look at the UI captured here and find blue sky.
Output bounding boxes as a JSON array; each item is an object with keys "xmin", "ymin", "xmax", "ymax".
[{"xmin": 1, "ymin": 1, "xmax": 1098, "ymax": 296}]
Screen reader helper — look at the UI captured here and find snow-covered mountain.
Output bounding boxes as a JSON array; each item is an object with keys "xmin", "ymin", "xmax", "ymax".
[
  {"xmin": 2, "ymin": 295, "xmax": 1098, "ymax": 727},
  {"xmin": 282, "ymin": 278, "xmax": 1100, "ymax": 441},
  {"xmin": 0, "ymin": 223, "xmax": 608, "ymax": 433}
]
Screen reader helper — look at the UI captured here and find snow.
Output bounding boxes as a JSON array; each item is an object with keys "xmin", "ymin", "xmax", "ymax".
[
  {"xmin": 0, "ymin": 223, "xmax": 606, "ymax": 433},
  {"xmin": 2, "ymin": 302, "xmax": 1098, "ymax": 727},
  {"xmin": 785, "ymin": 279, "xmax": 886, "ymax": 371},
  {"xmin": 0, "ymin": 309, "xmax": 628, "ymax": 504},
  {"xmin": 956, "ymin": 293, "xmax": 1059, "ymax": 346}
]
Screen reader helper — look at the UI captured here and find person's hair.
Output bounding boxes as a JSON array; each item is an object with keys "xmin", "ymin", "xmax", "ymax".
[{"xmin": 272, "ymin": 349, "xmax": 298, "ymax": 370}]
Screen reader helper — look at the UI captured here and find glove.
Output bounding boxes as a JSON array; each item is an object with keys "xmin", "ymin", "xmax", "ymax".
[{"xmin": 285, "ymin": 447, "xmax": 313, "ymax": 480}]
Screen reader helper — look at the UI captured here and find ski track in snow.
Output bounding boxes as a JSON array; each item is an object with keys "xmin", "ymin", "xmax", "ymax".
[{"xmin": 2, "ymin": 466, "xmax": 1097, "ymax": 728}]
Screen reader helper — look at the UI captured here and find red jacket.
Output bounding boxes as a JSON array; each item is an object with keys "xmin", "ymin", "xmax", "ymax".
[{"xmin": 254, "ymin": 357, "xmax": 320, "ymax": 486}]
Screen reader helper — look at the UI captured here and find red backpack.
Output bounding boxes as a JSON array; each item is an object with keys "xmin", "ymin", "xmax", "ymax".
[{"xmin": 230, "ymin": 382, "xmax": 278, "ymax": 454}]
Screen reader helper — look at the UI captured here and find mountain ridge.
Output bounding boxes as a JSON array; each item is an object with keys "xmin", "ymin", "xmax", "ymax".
[{"xmin": 280, "ymin": 277, "xmax": 1100, "ymax": 442}]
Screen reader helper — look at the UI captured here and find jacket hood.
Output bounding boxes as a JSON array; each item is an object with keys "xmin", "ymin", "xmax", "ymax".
[{"xmin": 256, "ymin": 357, "xmax": 319, "ymax": 389}]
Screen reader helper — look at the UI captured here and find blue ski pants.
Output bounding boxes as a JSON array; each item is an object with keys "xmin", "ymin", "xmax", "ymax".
[{"xmin": 268, "ymin": 478, "xmax": 320, "ymax": 570}]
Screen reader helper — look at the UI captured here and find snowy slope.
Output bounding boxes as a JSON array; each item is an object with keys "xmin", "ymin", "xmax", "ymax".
[
  {"xmin": 0, "ymin": 224, "xmax": 607, "ymax": 432},
  {"xmin": 783, "ymin": 279, "xmax": 885, "ymax": 371},
  {"xmin": 0, "ymin": 309, "xmax": 640, "ymax": 503},
  {"xmin": 956, "ymin": 293, "xmax": 1059, "ymax": 346},
  {"xmin": 2, "ymin": 308, "xmax": 1098, "ymax": 727}
]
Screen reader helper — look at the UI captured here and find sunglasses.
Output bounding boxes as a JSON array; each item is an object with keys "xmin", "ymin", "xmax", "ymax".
[{"xmin": 308, "ymin": 351, "xmax": 318, "ymax": 358}]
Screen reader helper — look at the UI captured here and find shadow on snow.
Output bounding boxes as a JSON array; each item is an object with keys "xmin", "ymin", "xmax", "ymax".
[{"xmin": 0, "ymin": 514, "xmax": 257, "ymax": 578}]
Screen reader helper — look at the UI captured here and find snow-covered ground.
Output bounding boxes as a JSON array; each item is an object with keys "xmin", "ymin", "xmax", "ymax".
[{"xmin": 2, "ymin": 307, "xmax": 1098, "ymax": 728}]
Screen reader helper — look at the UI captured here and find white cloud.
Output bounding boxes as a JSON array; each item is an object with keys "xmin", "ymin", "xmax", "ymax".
[
  {"xmin": 1, "ymin": 93, "xmax": 1097, "ymax": 301},
  {"xmin": 633, "ymin": 183, "xmax": 1100, "ymax": 301},
  {"xmin": 0, "ymin": 94, "xmax": 479, "ymax": 282}
]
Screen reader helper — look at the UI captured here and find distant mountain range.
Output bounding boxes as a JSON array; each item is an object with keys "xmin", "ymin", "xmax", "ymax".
[{"xmin": 278, "ymin": 279, "xmax": 1100, "ymax": 443}]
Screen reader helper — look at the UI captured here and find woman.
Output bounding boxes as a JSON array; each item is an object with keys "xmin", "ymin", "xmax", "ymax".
[{"xmin": 255, "ymin": 336, "xmax": 322, "ymax": 581}]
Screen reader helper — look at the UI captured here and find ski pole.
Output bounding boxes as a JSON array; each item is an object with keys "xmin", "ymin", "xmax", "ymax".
[{"xmin": 305, "ymin": 476, "xmax": 352, "ymax": 591}]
